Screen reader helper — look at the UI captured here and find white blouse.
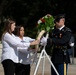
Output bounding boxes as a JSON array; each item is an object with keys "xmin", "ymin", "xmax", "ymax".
[
  {"xmin": 16, "ymin": 36, "xmax": 35, "ymax": 65},
  {"xmin": 1, "ymin": 32, "xmax": 30, "ymax": 63}
]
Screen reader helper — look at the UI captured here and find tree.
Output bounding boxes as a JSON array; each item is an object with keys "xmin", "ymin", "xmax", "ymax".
[{"xmin": 0, "ymin": 0, "xmax": 76, "ymax": 39}]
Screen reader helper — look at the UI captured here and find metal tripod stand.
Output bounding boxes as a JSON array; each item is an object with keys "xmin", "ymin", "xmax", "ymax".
[{"xmin": 34, "ymin": 33, "xmax": 59, "ymax": 75}]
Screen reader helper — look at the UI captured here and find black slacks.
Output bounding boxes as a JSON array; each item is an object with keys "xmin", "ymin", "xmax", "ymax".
[
  {"xmin": 2, "ymin": 59, "xmax": 15, "ymax": 75},
  {"xmin": 15, "ymin": 63, "xmax": 30, "ymax": 75},
  {"xmin": 2, "ymin": 59, "xmax": 30, "ymax": 75}
]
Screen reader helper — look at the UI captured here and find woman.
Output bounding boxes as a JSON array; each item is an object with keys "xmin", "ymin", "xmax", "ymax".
[
  {"xmin": 14, "ymin": 26, "xmax": 37, "ymax": 75},
  {"xmin": 1, "ymin": 19, "xmax": 39, "ymax": 75}
]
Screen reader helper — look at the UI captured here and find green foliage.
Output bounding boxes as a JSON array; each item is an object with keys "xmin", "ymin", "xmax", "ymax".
[{"xmin": 37, "ymin": 14, "xmax": 54, "ymax": 32}]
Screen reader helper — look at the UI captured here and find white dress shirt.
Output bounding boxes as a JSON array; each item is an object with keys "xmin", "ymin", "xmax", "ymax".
[
  {"xmin": 16, "ymin": 36, "xmax": 35, "ymax": 65},
  {"xmin": 1, "ymin": 32, "xmax": 30, "ymax": 63},
  {"xmin": 58, "ymin": 25, "xmax": 65, "ymax": 30}
]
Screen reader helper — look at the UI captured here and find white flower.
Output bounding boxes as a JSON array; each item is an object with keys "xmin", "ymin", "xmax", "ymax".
[
  {"xmin": 38, "ymin": 19, "xmax": 42, "ymax": 24},
  {"xmin": 44, "ymin": 15, "xmax": 48, "ymax": 18}
]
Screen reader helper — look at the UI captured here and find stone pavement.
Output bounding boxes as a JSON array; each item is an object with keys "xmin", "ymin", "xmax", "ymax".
[
  {"xmin": 0, "ymin": 44, "xmax": 76, "ymax": 75},
  {"xmin": 0, "ymin": 57, "xmax": 76, "ymax": 75},
  {"xmin": 30, "ymin": 58, "xmax": 76, "ymax": 75}
]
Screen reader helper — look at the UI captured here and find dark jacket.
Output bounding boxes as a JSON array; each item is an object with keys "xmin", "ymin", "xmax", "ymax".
[{"xmin": 47, "ymin": 26, "xmax": 72, "ymax": 64}]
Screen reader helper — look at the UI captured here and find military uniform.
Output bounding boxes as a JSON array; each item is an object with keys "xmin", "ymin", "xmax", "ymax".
[{"xmin": 47, "ymin": 26, "xmax": 72, "ymax": 75}]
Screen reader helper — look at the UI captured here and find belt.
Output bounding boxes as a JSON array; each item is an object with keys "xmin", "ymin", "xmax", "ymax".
[
  {"xmin": 54, "ymin": 46, "xmax": 67, "ymax": 49},
  {"xmin": 54, "ymin": 46, "xmax": 62, "ymax": 49}
]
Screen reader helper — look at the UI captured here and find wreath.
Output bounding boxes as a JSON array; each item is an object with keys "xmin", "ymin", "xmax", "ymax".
[{"xmin": 36, "ymin": 14, "xmax": 55, "ymax": 53}]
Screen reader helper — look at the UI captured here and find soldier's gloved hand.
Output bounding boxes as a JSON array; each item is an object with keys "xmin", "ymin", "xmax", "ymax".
[
  {"xmin": 40, "ymin": 36, "xmax": 47, "ymax": 46},
  {"xmin": 69, "ymin": 42, "xmax": 74, "ymax": 47}
]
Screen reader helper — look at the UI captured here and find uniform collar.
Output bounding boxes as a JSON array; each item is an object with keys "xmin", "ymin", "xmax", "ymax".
[{"xmin": 58, "ymin": 25, "xmax": 65, "ymax": 30}]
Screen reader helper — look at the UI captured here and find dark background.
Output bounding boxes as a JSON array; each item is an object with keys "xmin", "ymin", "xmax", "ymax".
[{"xmin": 0, "ymin": 0, "xmax": 76, "ymax": 56}]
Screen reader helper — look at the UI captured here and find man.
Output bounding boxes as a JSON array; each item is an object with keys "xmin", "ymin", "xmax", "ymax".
[
  {"xmin": 46, "ymin": 14, "xmax": 72, "ymax": 75},
  {"xmin": 68, "ymin": 36, "xmax": 74, "ymax": 64}
]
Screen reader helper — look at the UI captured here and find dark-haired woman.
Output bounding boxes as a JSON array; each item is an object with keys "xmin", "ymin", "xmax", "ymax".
[{"xmin": 14, "ymin": 26, "xmax": 36, "ymax": 75}]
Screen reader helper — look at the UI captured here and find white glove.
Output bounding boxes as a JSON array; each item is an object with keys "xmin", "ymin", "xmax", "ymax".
[
  {"xmin": 40, "ymin": 37, "xmax": 47, "ymax": 46},
  {"xmin": 69, "ymin": 43, "xmax": 74, "ymax": 47}
]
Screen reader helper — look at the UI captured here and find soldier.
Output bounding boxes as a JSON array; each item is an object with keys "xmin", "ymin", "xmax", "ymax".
[{"xmin": 46, "ymin": 14, "xmax": 72, "ymax": 75}]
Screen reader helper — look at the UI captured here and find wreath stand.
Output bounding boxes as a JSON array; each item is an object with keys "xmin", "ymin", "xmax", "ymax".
[{"xmin": 34, "ymin": 33, "xmax": 59, "ymax": 75}]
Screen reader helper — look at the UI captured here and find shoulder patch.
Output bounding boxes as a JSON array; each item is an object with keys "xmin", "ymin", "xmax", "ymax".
[{"xmin": 62, "ymin": 27, "xmax": 72, "ymax": 32}]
